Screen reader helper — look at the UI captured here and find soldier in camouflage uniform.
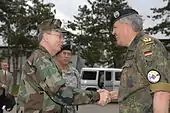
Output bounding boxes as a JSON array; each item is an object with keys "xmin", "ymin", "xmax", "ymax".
[
  {"xmin": 110, "ymin": 9, "xmax": 170, "ymax": 113},
  {"xmin": 17, "ymin": 18, "xmax": 111, "ymax": 113},
  {"xmin": 55, "ymin": 44, "xmax": 81, "ymax": 113}
]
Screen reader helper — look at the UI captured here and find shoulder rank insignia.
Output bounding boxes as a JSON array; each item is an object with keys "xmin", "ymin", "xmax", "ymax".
[
  {"xmin": 143, "ymin": 37, "xmax": 151, "ymax": 42},
  {"xmin": 142, "ymin": 37, "xmax": 153, "ymax": 45},
  {"xmin": 147, "ymin": 70, "xmax": 160, "ymax": 83}
]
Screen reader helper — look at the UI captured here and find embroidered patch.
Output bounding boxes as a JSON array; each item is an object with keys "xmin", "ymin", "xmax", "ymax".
[
  {"xmin": 147, "ymin": 70, "xmax": 160, "ymax": 83},
  {"xmin": 145, "ymin": 41, "xmax": 153, "ymax": 45},
  {"xmin": 144, "ymin": 51, "xmax": 152, "ymax": 56},
  {"xmin": 143, "ymin": 37, "xmax": 151, "ymax": 42}
]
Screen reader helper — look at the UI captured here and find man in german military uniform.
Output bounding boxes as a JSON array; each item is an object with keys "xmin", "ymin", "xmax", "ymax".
[
  {"xmin": 110, "ymin": 9, "xmax": 170, "ymax": 113},
  {"xmin": 17, "ymin": 18, "xmax": 111, "ymax": 113},
  {"xmin": 55, "ymin": 44, "xmax": 81, "ymax": 113}
]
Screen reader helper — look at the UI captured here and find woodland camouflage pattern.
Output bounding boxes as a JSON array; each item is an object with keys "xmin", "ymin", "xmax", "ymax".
[
  {"xmin": 119, "ymin": 32, "xmax": 170, "ymax": 113},
  {"xmin": 17, "ymin": 46, "xmax": 99, "ymax": 113}
]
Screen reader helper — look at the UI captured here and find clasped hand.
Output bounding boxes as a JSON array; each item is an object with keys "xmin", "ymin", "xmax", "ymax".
[{"xmin": 97, "ymin": 89, "xmax": 118, "ymax": 106}]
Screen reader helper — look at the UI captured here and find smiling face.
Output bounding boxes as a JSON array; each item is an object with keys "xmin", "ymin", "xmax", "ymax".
[
  {"xmin": 112, "ymin": 21, "xmax": 132, "ymax": 47},
  {"xmin": 43, "ymin": 30, "xmax": 64, "ymax": 54}
]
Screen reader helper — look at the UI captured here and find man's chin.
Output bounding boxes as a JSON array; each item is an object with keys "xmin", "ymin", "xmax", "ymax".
[
  {"xmin": 116, "ymin": 42, "xmax": 125, "ymax": 47},
  {"xmin": 63, "ymin": 61, "xmax": 69, "ymax": 65},
  {"xmin": 116, "ymin": 41, "xmax": 121, "ymax": 46}
]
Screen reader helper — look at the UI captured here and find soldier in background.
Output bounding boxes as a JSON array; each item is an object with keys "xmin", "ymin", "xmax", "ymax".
[
  {"xmin": 17, "ymin": 18, "xmax": 111, "ymax": 113},
  {"xmin": 110, "ymin": 8, "xmax": 170, "ymax": 113},
  {"xmin": 55, "ymin": 44, "xmax": 81, "ymax": 113}
]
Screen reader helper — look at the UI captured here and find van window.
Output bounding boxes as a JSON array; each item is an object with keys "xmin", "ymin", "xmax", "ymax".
[
  {"xmin": 115, "ymin": 72, "xmax": 121, "ymax": 81},
  {"xmin": 105, "ymin": 71, "xmax": 111, "ymax": 80},
  {"xmin": 81, "ymin": 71, "xmax": 97, "ymax": 80}
]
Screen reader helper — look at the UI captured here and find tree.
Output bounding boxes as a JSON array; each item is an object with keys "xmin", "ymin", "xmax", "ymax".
[
  {"xmin": 147, "ymin": 0, "xmax": 170, "ymax": 36},
  {"xmin": 69, "ymin": 0, "xmax": 129, "ymax": 67},
  {"xmin": 0, "ymin": 0, "xmax": 56, "ymax": 84}
]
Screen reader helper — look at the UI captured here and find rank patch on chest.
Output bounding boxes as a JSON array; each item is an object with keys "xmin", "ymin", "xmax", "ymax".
[{"xmin": 147, "ymin": 70, "xmax": 160, "ymax": 83}]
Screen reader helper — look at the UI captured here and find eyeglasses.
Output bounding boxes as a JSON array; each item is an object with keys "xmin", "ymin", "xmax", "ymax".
[{"xmin": 46, "ymin": 32, "xmax": 63, "ymax": 39}]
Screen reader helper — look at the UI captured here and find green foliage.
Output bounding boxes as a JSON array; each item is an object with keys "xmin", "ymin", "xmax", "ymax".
[
  {"xmin": 0, "ymin": 0, "xmax": 57, "ymax": 85},
  {"xmin": 146, "ymin": 0, "xmax": 170, "ymax": 36},
  {"xmin": 69, "ymin": 0, "xmax": 128, "ymax": 67},
  {"xmin": 0, "ymin": 0, "xmax": 56, "ymax": 50}
]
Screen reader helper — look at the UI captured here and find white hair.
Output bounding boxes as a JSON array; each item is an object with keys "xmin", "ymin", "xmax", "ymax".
[{"xmin": 119, "ymin": 14, "xmax": 143, "ymax": 32}]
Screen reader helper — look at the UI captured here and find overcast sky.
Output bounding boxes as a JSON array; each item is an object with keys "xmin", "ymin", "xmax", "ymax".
[
  {"xmin": 44, "ymin": 0, "xmax": 167, "ymax": 29},
  {"xmin": 0, "ymin": 0, "xmax": 167, "ymax": 46}
]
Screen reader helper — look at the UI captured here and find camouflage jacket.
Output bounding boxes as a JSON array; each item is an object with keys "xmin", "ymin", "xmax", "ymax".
[
  {"xmin": 62, "ymin": 66, "xmax": 81, "ymax": 89},
  {"xmin": 17, "ymin": 46, "xmax": 100, "ymax": 113},
  {"xmin": 119, "ymin": 32, "xmax": 170, "ymax": 113}
]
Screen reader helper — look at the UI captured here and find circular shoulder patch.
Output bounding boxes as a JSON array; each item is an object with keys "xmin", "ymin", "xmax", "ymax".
[{"xmin": 147, "ymin": 70, "xmax": 160, "ymax": 83}]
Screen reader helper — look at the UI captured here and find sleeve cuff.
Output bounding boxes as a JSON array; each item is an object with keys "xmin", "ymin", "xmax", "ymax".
[
  {"xmin": 91, "ymin": 91, "xmax": 100, "ymax": 102},
  {"xmin": 150, "ymin": 82, "xmax": 170, "ymax": 93}
]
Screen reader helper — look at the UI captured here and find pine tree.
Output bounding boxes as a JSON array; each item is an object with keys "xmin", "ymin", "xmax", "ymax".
[
  {"xmin": 69, "ymin": 0, "xmax": 129, "ymax": 67},
  {"xmin": 147, "ymin": 0, "xmax": 170, "ymax": 36}
]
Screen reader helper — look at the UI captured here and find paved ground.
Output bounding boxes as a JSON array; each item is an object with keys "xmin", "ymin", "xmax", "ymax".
[
  {"xmin": 4, "ymin": 103, "xmax": 119, "ymax": 113},
  {"xmin": 78, "ymin": 103, "xmax": 119, "ymax": 113}
]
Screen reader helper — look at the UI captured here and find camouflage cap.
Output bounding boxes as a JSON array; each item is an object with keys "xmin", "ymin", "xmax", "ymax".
[
  {"xmin": 39, "ymin": 18, "xmax": 65, "ymax": 33},
  {"xmin": 111, "ymin": 8, "xmax": 138, "ymax": 24}
]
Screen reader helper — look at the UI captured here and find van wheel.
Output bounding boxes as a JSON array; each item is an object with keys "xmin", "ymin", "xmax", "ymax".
[{"xmin": 86, "ymin": 88, "xmax": 97, "ymax": 91}]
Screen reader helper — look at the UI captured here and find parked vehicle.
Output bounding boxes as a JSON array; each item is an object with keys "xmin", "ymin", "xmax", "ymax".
[{"xmin": 80, "ymin": 67, "xmax": 122, "ymax": 91}]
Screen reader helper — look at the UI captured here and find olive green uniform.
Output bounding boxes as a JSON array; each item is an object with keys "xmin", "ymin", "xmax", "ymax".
[{"xmin": 119, "ymin": 32, "xmax": 170, "ymax": 113}]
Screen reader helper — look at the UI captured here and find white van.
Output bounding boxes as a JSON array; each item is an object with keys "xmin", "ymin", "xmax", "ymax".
[{"xmin": 80, "ymin": 67, "xmax": 122, "ymax": 91}]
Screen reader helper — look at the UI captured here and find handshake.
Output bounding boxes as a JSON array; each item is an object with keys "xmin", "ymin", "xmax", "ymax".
[{"xmin": 97, "ymin": 89, "xmax": 118, "ymax": 106}]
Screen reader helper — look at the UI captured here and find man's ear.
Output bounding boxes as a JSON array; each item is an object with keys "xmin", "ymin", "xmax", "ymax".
[{"xmin": 43, "ymin": 33, "xmax": 49, "ymax": 42}]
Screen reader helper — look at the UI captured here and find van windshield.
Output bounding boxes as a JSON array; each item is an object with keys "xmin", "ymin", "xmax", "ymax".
[{"xmin": 81, "ymin": 71, "xmax": 97, "ymax": 80}]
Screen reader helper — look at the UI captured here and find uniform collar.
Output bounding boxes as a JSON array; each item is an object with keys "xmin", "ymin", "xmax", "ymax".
[
  {"xmin": 62, "ymin": 65, "xmax": 72, "ymax": 74},
  {"xmin": 128, "ymin": 31, "xmax": 145, "ymax": 51},
  {"xmin": 37, "ymin": 46, "xmax": 53, "ymax": 59},
  {"xmin": 125, "ymin": 31, "xmax": 145, "ymax": 60},
  {"xmin": 38, "ymin": 46, "xmax": 49, "ymax": 54}
]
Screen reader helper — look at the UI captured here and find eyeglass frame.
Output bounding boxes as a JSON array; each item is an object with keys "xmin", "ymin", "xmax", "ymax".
[{"xmin": 45, "ymin": 32, "xmax": 63, "ymax": 39}]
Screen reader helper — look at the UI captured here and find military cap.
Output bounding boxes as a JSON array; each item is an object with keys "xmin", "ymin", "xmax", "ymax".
[
  {"xmin": 56, "ymin": 44, "xmax": 72, "ymax": 55},
  {"xmin": 111, "ymin": 8, "xmax": 139, "ymax": 24},
  {"xmin": 39, "ymin": 18, "xmax": 65, "ymax": 32}
]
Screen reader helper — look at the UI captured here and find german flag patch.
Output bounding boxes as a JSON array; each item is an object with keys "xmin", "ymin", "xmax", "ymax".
[{"xmin": 144, "ymin": 51, "xmax": 152, "ymax": 56}]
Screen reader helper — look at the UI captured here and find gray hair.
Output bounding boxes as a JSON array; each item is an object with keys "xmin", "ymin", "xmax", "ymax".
[{"xmin": 119, "ymin": 14, "xmax": 143, "ymax": 32}]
